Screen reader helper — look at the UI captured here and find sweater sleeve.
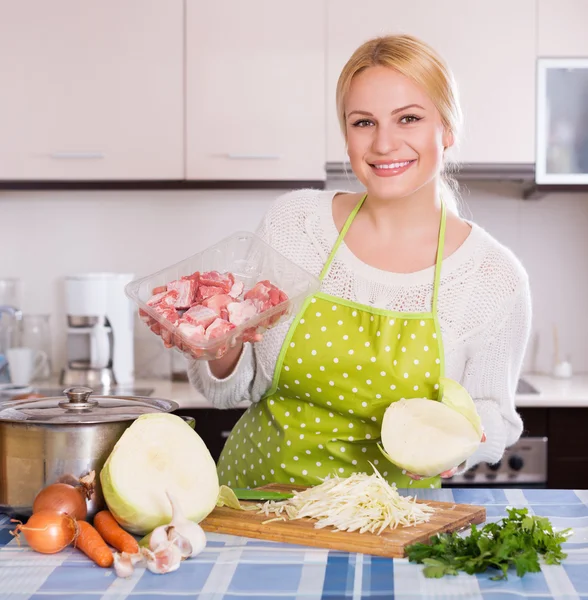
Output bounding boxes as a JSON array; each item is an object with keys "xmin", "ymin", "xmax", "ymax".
[{"xmin": 460, "ymin": 274, "xmax": 532, "ymax": 470}]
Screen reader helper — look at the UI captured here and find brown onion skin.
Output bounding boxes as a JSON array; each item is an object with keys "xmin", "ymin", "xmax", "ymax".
[
  {"xmin": 13, "ymin": 510, "xmax": 77, "ymax": 554},
  {"xmin": 33, "ymin": 483, "xmax": 88, "ymax": 521}
]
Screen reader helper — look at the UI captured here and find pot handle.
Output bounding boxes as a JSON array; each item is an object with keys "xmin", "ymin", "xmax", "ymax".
[{"xmin": 178, "ymin": 415, "xmax": 196, "ymax": 429}]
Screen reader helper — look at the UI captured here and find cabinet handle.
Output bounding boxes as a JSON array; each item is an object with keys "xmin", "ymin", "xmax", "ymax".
[
  {"xmin": 50, "ymin": 152, "xmax": 105, "ymax": 159},
  {"xmin": 221, "ymin": 430, "xmax": 231, "ymax": 439},
  {"xmin": 226, "ymin": 153, "xmax": 281, "ymax": 160}
]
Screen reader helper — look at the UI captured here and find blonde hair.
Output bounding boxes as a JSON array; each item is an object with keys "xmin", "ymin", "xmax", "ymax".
[{"xmin": 336, "ymin": 34, "xmax": 463, "ymax": 214}]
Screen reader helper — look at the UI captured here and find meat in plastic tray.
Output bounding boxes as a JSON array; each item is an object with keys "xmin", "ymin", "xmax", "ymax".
[{"xmin": 125, "ymin": 231, "xmax": 320, "ymax": 360}]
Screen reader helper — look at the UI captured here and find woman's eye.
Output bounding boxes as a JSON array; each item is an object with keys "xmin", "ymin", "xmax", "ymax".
[
  {"xmin": 400, "ymin": 115, "xmax": 421, "ymax": 124},
  {"xmin": 352, "ymin": 119, "xmax": 374, "ymax": 127}
]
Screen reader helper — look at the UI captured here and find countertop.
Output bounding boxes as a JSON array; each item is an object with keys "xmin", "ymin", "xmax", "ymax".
[
  {"xmin": 143, "ymin": 373, "xmax": 588, "ymax": 410},
  {"xmin": 1, "ymin": 488, "xmax": 586, "ymax": 599},
  {"xmin": 9, "ymin": 372, "xmax": 588, "ymax": 410}
]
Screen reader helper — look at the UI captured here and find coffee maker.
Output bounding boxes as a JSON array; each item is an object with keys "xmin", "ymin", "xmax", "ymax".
[{"xmin": 60, "ymin": 273, "xmax": 135, "ymax": 389}]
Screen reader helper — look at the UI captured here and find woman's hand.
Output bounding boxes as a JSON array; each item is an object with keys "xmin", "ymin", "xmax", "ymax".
[{"xmin": 406, "ymin": 431, "xmax": 487, "ymax": 480}]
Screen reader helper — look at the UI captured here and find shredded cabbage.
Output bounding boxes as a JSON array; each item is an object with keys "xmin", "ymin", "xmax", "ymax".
[{"xmin": 256, "ymin": 466, "xmax": 434, "ymax": 534}]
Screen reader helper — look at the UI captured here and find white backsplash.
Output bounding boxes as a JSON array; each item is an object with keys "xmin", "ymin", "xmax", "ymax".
[{"xmin": 1, "ymin": 183, "xmax": 587, "ymax": 378}]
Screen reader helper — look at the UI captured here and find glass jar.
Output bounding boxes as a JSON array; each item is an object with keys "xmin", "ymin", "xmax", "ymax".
[{"xmin": 0, "ymin": 278, "xmax": 22, "ymax": 383}]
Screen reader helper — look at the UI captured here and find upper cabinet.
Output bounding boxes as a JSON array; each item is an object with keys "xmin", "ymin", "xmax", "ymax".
[
  {"xmin": 0, "ymin": 1, "xmax": 183, "ymax": 180},
  {"xmin": 538, "ymin": 0, "xmax": 588, "ymax": 57},
  {"xmin": 326, "ymin": 0, "xmax": 536, "ymax": 165},
  {"xmin": 185, "ymin": 0, "xmax": 326, "ymax": 182}
]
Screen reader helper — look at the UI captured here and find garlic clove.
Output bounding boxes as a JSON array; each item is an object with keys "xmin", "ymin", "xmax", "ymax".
[
  {"xmin": 148, "ymin": 524, "xmax": 170, "ymax": 551},
  {"xmin": 146, "ymin": 543, "xmax": 183, "ymax": 574},
  {"xmin": 168, "ymin": 529, "xmax": 193, "ymax": 559},
  {"xmin": 113, "ymin": 550, "xmax": 149, "ymax": 578},
  {"xmin": 113, "ymin": 552, "xmax": 136, "ymax": 578},
  {"xmin": 165, "ymin": 490, "xmax": 208, "ymax": 558}
]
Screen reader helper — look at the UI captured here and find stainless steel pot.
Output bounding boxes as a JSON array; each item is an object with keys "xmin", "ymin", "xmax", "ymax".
[{"xmin": 0, "ymin": 386, "xmax": 186, "ymax": 519}]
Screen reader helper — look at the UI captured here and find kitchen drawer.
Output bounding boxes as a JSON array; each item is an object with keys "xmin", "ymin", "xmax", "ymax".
[{"xmin": 175, "ymin": 408, "xmax": 246, "ymax": 463}]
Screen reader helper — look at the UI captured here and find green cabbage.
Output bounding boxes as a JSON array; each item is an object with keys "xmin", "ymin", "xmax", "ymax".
[
  {"xmin": 379, "ymin": 377, "xmax": 482, "ymax": 477},
  {"xmin": 101, "ymin": 413, "xmax": 219, "ymax": 535}
]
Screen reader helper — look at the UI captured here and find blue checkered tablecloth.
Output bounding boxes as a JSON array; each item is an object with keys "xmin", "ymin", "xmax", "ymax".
[{"xmin": 1, "ymin": 488, "xmax": 587, "ymax": 599}]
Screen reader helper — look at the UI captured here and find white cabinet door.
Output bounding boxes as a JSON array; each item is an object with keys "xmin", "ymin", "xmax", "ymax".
[
  {"xmin": 186, "ymin": 0, "xmax": 325, "ymax": 181},
  {"xmin": 0, "ymin": 1, "xmax": 183, "ymax": 180},
  {"xmin": 538, "ymin": 0, "xmax": 588, "ymax": 56},
  {"xmin": 326, "ymin": 0, "xmax": 536, "ymax": 164}
]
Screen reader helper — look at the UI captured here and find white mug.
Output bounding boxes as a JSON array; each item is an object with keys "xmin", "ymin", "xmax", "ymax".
[{"xmin": 6, "ymin": 347, "xmax": 48, "ymax": 386}]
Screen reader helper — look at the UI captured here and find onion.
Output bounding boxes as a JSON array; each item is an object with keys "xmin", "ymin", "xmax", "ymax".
[
  {"xmin": 33, "ymin": 483, "xmax": 87, "ymax": 520},
  {"xmin": 10, "ymin": 510, "xmax": 77, "ymax": 554}
]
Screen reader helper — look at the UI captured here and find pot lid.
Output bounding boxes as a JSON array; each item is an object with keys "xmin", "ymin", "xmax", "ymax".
[{"xmin": 0, "ymin": 386, "xmax": 179, "ymax": 424}]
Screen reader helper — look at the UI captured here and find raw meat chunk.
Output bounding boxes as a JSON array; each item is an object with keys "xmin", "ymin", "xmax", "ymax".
[
  {"xmin": 229, "ymin": 281, "xmax": 244, "ymax": 298},
  {"xmin": 147, "ymin": 290, "xmax": 169, "ymax": 306},
  {"xmin": 202, "ymin": 294, "xmax": 234, "ymax": 319},
  {"xmin": 168, "ymin": 278, "xmax": 197, "ymax": 309},
  {"xmin": 177, "ymin": 321, "xmax": 206, "ymax": 341},
  {"xmin": 153, "ymin": 304, "xmax": 180, "ymax": 325},
  {"xmin": 196, "ymin": 285, "xmax": 226, "ymax": 302},
  {"xmin": 183, "ymin": 305, "xmax": 218, "ymax": 329},
  {"xmin": 199, "ymin": 271, "xmax": 234, "ymax": 293},
  {"xmin": 205, "ymin": 318, "xmax": 236, "ymax": 340},
  {"xmin": 227, "ymin": 299, "xmax": 258, "ymax": 326},
  {"xmin": 152, "ymin": 285, "xmax": 168, "ymax": 295},
  {"xmin": 182, "ymin": 271, "xmax": 200, "ymax": 282},
  {"xmin": 147, "ymin": 288, "xmax": 179, "ymax": 308}
]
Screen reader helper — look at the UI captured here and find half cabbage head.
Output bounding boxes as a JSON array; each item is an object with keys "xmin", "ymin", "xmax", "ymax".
[
  {"xmin": 379, "ymin": 377, "xmax": 483, "ymax": 477},
  {"xmin": 101, "ymin": 413, "xmax": 219, "ymax": 535}
]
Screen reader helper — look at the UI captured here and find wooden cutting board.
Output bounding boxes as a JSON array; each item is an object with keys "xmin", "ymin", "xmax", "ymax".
[{"xmin": 201, "ymin": 483, "xmax": 486, "ymax": 558}]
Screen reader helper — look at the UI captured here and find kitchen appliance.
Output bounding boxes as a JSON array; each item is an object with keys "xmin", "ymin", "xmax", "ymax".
[
  {"xmin": 61, "ymin": 273, "xmax": 135, "ymax": 389},
  {"xmin": 536, "ymin": 57, "xmax": 588, "ymax": 184},
  {"xmin": 0, "ymin": 386, "xmax": 183, "ymax": 519},
  {"xmin": 202, "ymin": 482, "xmax": 485, "ymax": 558},
  {"xmin": 444, "ymin": 437, "xmax": 548, "ymax": 488}
]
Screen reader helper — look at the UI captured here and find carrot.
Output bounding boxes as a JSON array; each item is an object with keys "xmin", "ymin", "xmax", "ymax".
[
  {"xmin": 74, "ymin": 520, "xmax": 114, "ymax": 568},
  {"xmin": 93, "ymin": 510, "xmax": 139, "ymax": 554}
]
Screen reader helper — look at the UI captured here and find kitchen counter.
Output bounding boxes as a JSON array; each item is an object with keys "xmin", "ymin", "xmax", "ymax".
[
  {"xmin": 12, "ymin": 372, "xmax": 588, "ymax": 410},
  {"xmin": 514, "ymin": 373, "xmax": 588, "ymax": 407},
  {"xmin": 0, "ymin": 488, "xmax": 585, "ymax": 599},
  {"xmin": 143, "ymin": 373, "xmax": 588, "ymax": 410}
]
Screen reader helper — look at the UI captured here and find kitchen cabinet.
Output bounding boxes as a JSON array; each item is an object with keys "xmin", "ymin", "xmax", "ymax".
[
  {"xmin": 176, "ymin": 407, "xmax": 245, "ymax": 463},
  {"xmin": 519, "ymin": 407, "xmax": 588, "ymax": 489},
  {"xmin": 185, "ymin": 0, "xmax": 326, "ymax": 182},
  {"xmin": 538, "ymin": 0, "xmax": 588, "ymax": 57},
  {"xmin": 326, "ymin": 0, "xmax": 536, "ymax": 165},
  {"xmin": 0, "ymin": 0, "xmax": 183, "ymax": 180}
]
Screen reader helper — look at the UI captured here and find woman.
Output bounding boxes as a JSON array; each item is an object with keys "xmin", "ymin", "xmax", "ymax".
[{"xmin": 188, "ymin": 34, "xmax": 532, "ymax": 489}]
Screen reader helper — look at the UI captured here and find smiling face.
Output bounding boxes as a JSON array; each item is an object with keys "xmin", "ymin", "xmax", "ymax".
[{"xmin": 345, "ymin": 65, "xmax": 453, "ymax": 201}]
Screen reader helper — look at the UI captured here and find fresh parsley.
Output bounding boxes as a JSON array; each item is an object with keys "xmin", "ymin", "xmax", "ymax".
[{"xmin": 405, "ymin": 507, "xmax": 572, "ymax": 580}]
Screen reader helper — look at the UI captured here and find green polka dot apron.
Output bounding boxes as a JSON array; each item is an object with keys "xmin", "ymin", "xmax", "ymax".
[{"xmin": 218, "ymin": 194, "xmax": 447, "ymax": 490}]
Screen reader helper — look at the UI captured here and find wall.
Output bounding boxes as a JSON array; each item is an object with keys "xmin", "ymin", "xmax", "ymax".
[{"xmin": 1, "ymin": 183, "xmax": 587, "ymax": 378}]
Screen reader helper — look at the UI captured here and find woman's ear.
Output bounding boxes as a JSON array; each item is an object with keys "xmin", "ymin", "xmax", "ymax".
[{"xmin": 443, "ymin": 129, "xmax": 455, "ymax": 151}]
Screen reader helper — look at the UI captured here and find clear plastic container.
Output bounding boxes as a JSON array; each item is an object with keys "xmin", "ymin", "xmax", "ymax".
[{"xmin": 125, "ymin": 231, "xmax": 320, "ymax": 361}]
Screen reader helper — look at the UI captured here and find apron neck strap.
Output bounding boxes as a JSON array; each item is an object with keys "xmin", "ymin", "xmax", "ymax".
[
  {"xmin": 320, "ymin": 193, "xmax": 447, "ymax": 314},
  {"xmin": 319, "ymin": 193, "xmax": 366, "ymax": 281},
  {"xmin": 431, "ymin": 201, "xmax": 447, "ymax": 314}
]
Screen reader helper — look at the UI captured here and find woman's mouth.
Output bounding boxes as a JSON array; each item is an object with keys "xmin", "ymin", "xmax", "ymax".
[{"xmin": 369, "ymin": 159, "xmax": 416, "ymax": 177}]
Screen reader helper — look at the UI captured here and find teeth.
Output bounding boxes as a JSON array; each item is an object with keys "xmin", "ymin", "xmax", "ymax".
[{"xmin": 373, "ymin": 161, "xmax": 411, "ymax": 169}]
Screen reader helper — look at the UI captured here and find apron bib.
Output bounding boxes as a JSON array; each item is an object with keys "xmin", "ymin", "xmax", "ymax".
[{"xmin": 218, "ymin": 194, "xmax": 447, "ymax": 489}]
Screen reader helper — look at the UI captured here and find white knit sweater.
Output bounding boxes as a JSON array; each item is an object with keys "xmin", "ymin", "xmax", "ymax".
[{"xmin": 188, "ymin": 188, "xmax": 532, "ymax": 470}]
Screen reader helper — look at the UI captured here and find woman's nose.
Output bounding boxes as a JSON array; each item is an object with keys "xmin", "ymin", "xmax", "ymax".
[{"xmin": 372, "ymin": 125, "xmax": 402, "ymax": 155}]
